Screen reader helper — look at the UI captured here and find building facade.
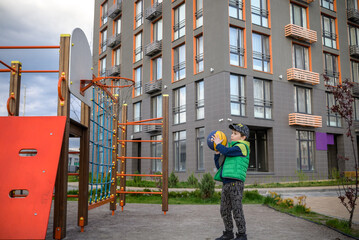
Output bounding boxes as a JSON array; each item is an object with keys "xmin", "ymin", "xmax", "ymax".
[{"xmin": 92, "ymin": 0, "xmax": 359, "ymax": 183}]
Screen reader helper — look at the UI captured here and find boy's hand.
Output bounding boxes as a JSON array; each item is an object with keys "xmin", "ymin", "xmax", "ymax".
[{"xmin": 212, "ymin": 133, "xmax": 223, "ymax": 145}]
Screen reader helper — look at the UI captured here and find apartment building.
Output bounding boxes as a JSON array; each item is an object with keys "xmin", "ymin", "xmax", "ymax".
[{"xmin": 92, "ymin": 0, "xmax": 359, "ymax": 183}]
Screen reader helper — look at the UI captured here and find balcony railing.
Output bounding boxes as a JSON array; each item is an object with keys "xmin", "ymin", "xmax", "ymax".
[
  {"xmin": 145, "ymin": 2, "xmax": 162, "ymax": 20},
  {"xmin": 287, "ymin": 68, "xmax": 320, "ymax": 85},
  {"xmin": 143, "ymin": 121, "xmax": 162, "ymax": 133},
  {"xmin": 108, "ymin": 1, "xmax": 122, "ymax": 19},
  {"xmin": 289, "ymin": 113, "xmax": 322, "ymax": 128},
  {"xmin": 145, "ymin": 40, "xmax": 162, "ymax": 56},
  {"xmin": 107, "ymin": 33, "xmax": 121, "ymax": 48},
  {"xmin": 350, "ymin": 45, "xmax": 359, "ymax": 58},
  {"xmin": 354, "ymin": 121, "xmax": 359, "ymax": 133},
  {"xmin": 352, "ymin": 82, "xmax": 359, "ymax": 96},
  {"xmin": 145, "ymin": 79, "xmax": 162, "ymax": 94},
  {"xmin": 285, "ymin": 24, "xmax": 317, "ymax": 43},
  {"xmin": 108, "ymin": 65, "xmax": 121, "ymax": 76},
  {"xmin": 297, "ymin": 0, "xmax": 315, "ymax": 3},
  {"xmin": 347, "ymin": 8, "xmax": 359, "ymax": 24}
]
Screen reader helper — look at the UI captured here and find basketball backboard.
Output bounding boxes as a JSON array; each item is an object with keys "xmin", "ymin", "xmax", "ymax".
[{"xmin": 69, "ymin": 28, "xmax": 92, "ymax": 106}]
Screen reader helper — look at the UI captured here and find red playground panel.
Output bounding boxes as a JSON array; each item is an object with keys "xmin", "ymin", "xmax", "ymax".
[{"xmin": 0, "ymin": 116, "xmax": 66, "ymax": 239}]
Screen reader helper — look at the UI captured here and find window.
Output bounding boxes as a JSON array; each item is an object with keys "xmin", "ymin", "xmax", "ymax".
[
  {"xmin": 230, "ymin": 74, "xmax": 246, "ymax": 116},
  {"xmin": 133, "ymin": 102, "xmax": 142, "ymax": 133},
  {"xmin": 174, "ymin": 130, "xmax": 186, "ymax": 172},
  {"xmin": 296, "ymin": 130, "xmax": 314, "ymax": 171},
  {"xmin": 153, "ymin": 56, "xmax": 162, "ymax": 81},
  {"xmin": 290, "ymin": 3, "xmax": 307, "ymax": 28},
  {"xmin": 351, "ymin": 61, "xmax": 359, "ymax": 83},
  {"xmin": 354, "ymin": 97, "xmax": 359, "ymax": 121},
  {"xmin": 254, "ymin": 79, "xmax": 272, "ymax": 119},
  {"xmin": 196, "ymin": 35, "xmax": 204, "ymax": 73},
  {"xmin": 195, "ymin": 0, "xmax": 203, "ymax": 28},
  {"xmin": 196, "ymin": 81, "xmax": 204, "ymax": 120},
  {"xmin": 173, "ymin": 86, "xmax": 186, "ymax": 124},
  {"xmin": 252, "ymin": 33, "xmax": 270, "ymax": 72},
  {"xmin": 321, "ymin": 0, "xmax": 334, "ymax": 11},
  {"xmin": 115, "ymin": 18, "xmax": 121, "ymax": 35},
  {"xmin": 114, "ymin": 47, "xmax": 121, "ymax": 66},
  {"xmin": 135, "ymin": 32, "xmax": 143, "ymax": 62},
  {"xmin": 248, "ymin": 130, "xmax": 268, "ymax": 172},
  {"xmin": 152, "ymin": 95, "xmax": 162, "ymax": 118},
  {"xmin": 251, "ymin": 0, "xmax": 268, "ymax": 27},
  {"xmin": 322, "ymin": 15, "xmax": 337, "ymax": 49},
  {"xmin": 230, "ymin": 27, "xmax": 244, "ymax": 67},
  {"xmin": 323, "ymin": 53, "xmax": 338, "ymax": 86},
  {"xmin": 196, "ymin": 127, "xmax": 205, "ymax": 171},
  {"xmin": 173, "ymin": 44, "xmax": 186, "ymax": 81},
  {"xmin": 134, "ymin": 66, "xmax": 142, "ymax": 97},
  {"xmin": 326, "ymin": 92, "xmax": 341, "ymax": 127},
  {"xmin": 174, "ymin": 3, "xmax": 186, "ymax": 40},
  {"xmin": 153, "ymin": 19, "xmax": 163, "ymax": 42},
  {"xmin": 348, "ymin": 0, "xmax": 358, "ymax": 10},
  {"xmin": 101, "ymin": 29, "xmax": 107, "ymax": 53},
  {"xmin": 349, "ymin": 25, "xmax": 359, "ymax": 46},
  {"xmin": 229, "ymin": 0, "xmax": 243, "ymax": 20},
  {"xmin": 100, "ymin": 57, "xmax": 106, "ymax": 76},
  {"xmin": 151, "ymin": 135, "xmax": 162, "ymax": 173},
  {"xmin": 292, "ymin": 44, "xmax": 309, "ymax": 70},
  {"xmin": 135, "ymin": 0, "xmax": 143, "ymax": 28},
  {"xmin": 294, "ymin": 86, "xmax": 312, "ymax": 114},
  {"xmin": 101, "ymin": 1, "xmax": 108, "ymax": 25}
]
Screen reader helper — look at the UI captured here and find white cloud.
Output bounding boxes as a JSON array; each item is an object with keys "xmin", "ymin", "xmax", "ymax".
[{"xmin": 0, "ymin": 0, "xmax": 94, "ymax": 116}]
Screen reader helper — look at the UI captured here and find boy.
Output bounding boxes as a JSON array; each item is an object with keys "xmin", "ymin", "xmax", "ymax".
[{"xmin": 212, "ymin": 123, "xmax": 250, "ymax": 240}]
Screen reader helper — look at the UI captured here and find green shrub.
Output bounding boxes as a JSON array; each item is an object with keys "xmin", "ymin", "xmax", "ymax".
[
  {"xmin": 198, "ymin": 173, "xmax": 215, "ymax": 199},
  {"xmin": 133, "ymin": 171, "xmax": 142, "ymax": 185},
  {"xmin": 169, "ymin": 172, "xmax": 179, "ymax": 188},
  {"xmin": 243, "ymin": 190, "xmax": 264, "ymax": 202},
  {"xmin": 187, "ymin": 173, "xmax": 199, "ymax": 187}
]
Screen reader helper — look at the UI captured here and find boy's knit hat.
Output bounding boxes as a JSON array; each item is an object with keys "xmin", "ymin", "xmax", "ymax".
[{"xmin": 229, "ymin": 123, "xmax": 250, "ymax": 139}]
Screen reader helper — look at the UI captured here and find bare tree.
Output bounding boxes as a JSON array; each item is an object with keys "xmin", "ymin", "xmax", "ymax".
[{"xmin": 324, "ymin": 76, "xmax": 359, "ymax": 228}]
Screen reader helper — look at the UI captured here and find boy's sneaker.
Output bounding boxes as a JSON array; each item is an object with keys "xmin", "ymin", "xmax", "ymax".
[
  {"xmin": 233, "ymin": 232, "xmax": 247, "ymax": 240},
  {"xmin": 215, "ymin": 230, "xmax": 234, "ymax": 240}
]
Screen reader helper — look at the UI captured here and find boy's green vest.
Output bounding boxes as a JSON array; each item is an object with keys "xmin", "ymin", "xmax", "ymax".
[{"xmin": 214, "ymin": 141, "xmax": 250, "ymax": 182}]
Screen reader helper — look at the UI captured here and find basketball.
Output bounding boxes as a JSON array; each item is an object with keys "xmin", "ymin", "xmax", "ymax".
[{"xmin": 207, "ymin": 130, "xmax": 227, "ymax": 151}]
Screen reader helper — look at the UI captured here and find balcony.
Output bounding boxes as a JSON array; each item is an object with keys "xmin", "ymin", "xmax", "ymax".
[
  {"xmin": 143, "ymin": 122, "xmax": 162, "ymax": 133},
  {"xmin": 285, "ymin": 24, "xmax": 317, "ymax": 43},
  {"xmin": 108, "ymin": 65, "xmax": 121, "ymax": 76},
  {"xmin": 107, "ymin": 34, "xmax": 121, "ymax": 48},
  {"xmin": 145, "ymin": 80, "xmax": 162, "ymax": 94},
  {"xmin": 145, "ymin": 2, "xmax": 162, "ymax": 20},
  {"xmin": 352, "ymin": 82, "xmax": 359, "ymax": 96},
  {"xmin": 145, "ymin": 40, "xmax": 162, "ymax": 56},
  {"xmin": 297, "ymin": 0, "xmax": 315, "ymax": 3},
  {"xmin": 289, "ymin": 113, "xmax": 322, "ymax": 128},
  {"xmin": 347, "ymin": 8, "xmax": 359, "ymax": 24},
  {"xmin": 108, "ymin": 1, "xmax": 122, "ymax": 19},
  {"xmin": 287, "ymin": 68, "xmax": 320, "ymax": 85},
  {"xmin": 350, "ymin": 45, "xmax": 359, "ymax": 58}
]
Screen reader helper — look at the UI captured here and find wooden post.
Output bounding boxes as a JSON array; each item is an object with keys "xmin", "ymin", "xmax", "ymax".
[
  {"xmin": 78, "ymin": 103, "xmax": 90, "ymax": 228},
  {"xmin": 8, "ymin": 61, "xmax": 21, "ymax": 116},
  {"xmin": 54, "ymin": 34, "xmax": 71, "ymax": 239},
  {"xmin": 119, "ymin": 104, "xmax": 127, "ymax": 210},
  {"xmin": 110, "ymin": 101, "xmax": 119, "ymax": 213},
  {"xmin": 162, "ymin": 94, "xmax": 169, "ymax": 213}
]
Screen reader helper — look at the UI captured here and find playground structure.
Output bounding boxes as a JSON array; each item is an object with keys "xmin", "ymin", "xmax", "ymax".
[{"xmin": 0, "ymin": 29, "xmax": 169, "ymax": 239}]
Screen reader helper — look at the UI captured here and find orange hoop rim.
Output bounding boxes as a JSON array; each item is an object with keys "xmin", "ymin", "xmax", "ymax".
[
  {"xmin": 58, "ymin": 72, "xmax": 66, "ymax": 103},
  {"xmin": 7, "ymin": 93, "xmax": 15, "ymax": 116}
]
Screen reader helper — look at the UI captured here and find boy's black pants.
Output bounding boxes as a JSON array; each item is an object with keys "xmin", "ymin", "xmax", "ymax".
[{"xmin": 220, "ymin": 181, "xmax": 246, "ymax": 234}]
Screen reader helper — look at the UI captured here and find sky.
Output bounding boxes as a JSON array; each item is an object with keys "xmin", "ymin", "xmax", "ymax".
[{"xmin": 0, "ymin": 0, "xmax": 94, "ymax": 118}]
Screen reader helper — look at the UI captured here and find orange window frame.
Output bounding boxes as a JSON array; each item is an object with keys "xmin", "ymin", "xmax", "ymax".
[
  {"xmin": 172, "ymin": 43, "xmax": 186, "ymax": 83},
  {"xmin": 229, "ymin": 25, "xmax": 247, "ymax": 69},
  {"xmin": 132, "ymin": 66, "xmax": 143, "ymax": 98},
  {"xmin": 150, "ymin": 55, "xmax": 163, "ymax": 82}
]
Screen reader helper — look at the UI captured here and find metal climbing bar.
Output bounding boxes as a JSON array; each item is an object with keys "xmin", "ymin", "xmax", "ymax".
[{"xmin": 0, "ymin": 45, "xmax": 60, "ymax": 49}]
